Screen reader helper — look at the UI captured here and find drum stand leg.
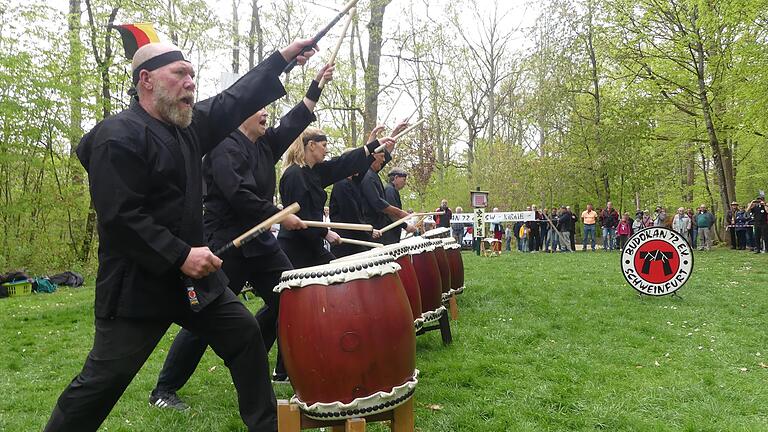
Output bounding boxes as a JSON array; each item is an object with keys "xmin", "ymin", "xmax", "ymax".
[
  {"xmin": 277, "ymin": 397, "xmax": 415, "ymax": 432},
  {"xmin": 416, "ymin": 309, "xmax": 453, "ymax": 345},
  {"xmin": 439, "ymin": 310, "xmax": 453, "ymax": 345},
  {"xmin": 448, "ymin": 294, "xmax": 459, "ymax": 321}
]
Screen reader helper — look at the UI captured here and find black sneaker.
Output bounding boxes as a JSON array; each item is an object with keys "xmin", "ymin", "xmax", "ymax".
[
  {"xmin": 149, "ymin": 391, "xmax": 190, "ymax": 411},
  {"xmin": 271, "ymin": 372, "xmax": 291, "ymax": 385}
]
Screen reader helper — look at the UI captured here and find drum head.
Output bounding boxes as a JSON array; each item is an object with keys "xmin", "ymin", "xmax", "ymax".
[
  {"xmin": 275, "ymin": 256, "xmax": 400, "ymax": 292},
  {"xmin": 423, "ymin": 227, "xmax": 451, "ymax": 239}
]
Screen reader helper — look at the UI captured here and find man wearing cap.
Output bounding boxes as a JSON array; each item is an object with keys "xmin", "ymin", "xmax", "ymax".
[
  {"xmin": 361, "ymin": 159, "xmax": 415, "ymax": 246},
  {"xmin": 382, "ymin": 166, "xmax": 413, "ymax": 244},
  {"xmin": 44, "ymin": 40, "xmax": 315, "ymax": 432}
]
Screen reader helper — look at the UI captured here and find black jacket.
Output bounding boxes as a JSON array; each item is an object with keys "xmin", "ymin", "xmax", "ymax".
[
  {"xmin": 382, "ymin": 181, "xmax": 406, "ymax": 244},
  {"xmin": 278, "ymin": 141, "xmax": 379, "ymax": 247},
  {"xmin": 202, "ymin": 101, "xmax": 315, "ymax": 257},
  {"xmin": 361, "ymin": 169, "xmax": 391, "ymax": 230},
  {"xmin": 76, "ymin": 51, "xmax": 288, "ymax": 319},
  {"xmin": 328, "ymin": 175, "xmax": 372, "ymax": 257}
]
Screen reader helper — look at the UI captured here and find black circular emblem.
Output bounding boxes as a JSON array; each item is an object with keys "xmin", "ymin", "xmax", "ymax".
[{"xmin": 621, "ymin": 227, "xmax": 694, "ymax": 296}]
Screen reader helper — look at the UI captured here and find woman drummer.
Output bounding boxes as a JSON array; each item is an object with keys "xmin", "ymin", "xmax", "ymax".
[{"xmin": 278, "ymin": 127, "xmax": 396, "ymax": 268}]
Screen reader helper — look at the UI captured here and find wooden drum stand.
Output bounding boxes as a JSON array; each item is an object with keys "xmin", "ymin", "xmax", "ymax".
[{"xmin": 278, "ymin": 396, "xmax": 414, "ymax": 432}]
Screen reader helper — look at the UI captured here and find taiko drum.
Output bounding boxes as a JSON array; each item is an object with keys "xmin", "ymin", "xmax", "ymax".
[
  {"xmin": 442, "ymin": 237, "xmax": 465, "ymax": 296},
  {"xmin": 331, "ymin": 244, "xmax": 423, "ymax": 328},
  {"xmin": 400, "ymin": 237, "xmax": 445, "ymax": 325},
  {"xmin": 276, "ymin": 257, "xmax": 417, "ymax": 419}
]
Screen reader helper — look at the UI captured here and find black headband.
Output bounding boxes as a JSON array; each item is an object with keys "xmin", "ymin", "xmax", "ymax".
[
  {"xmin": 132, "ymin": 50, "xmax": 189, "ymax": 85},
  {"xmin": 302, "ymin": 134, "xmax": 328, "ymax": 145}
]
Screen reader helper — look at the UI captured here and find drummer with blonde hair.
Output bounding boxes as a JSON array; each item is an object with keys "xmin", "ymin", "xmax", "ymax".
[{"xmin": 278, "ymin": 127, "xmax": 396, "ymax": 268}]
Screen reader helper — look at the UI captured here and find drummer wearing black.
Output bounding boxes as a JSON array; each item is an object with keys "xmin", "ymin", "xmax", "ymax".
[
  {"xmin": 150, "ymin": 66, "xmax": 333, "ymax": 398},
  {"xmin": 278, "ymin": 128, "xmax": 396, "ymax": 267},
  {"xmin": 328, "ymin": 161, "xmax": 386, "ymax": 258},
  {"xmin": 361, "ymin": 161, "xmax": 415, "ymax": 245},
  {"xmin": 329, "ymin": 127, "xmax": 398, "ymax": 258},
  {"xmin": 383, "ymin": 166, "xmax": 411, "ymax": 243},
  {"xmin": 44, "ymin": 40, "xmax": 316, "ymax": 432}
]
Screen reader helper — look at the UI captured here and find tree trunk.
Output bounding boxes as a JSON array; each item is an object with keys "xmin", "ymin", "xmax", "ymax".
[
  {"xmin": 67, "ymin": 0, "xmax": 85, "ymax": 259},
  {"xmin": 81, "ymin": 2, "xmax": 119, "ymax": 262},
  {"xmin": 247, "ymin": 0, "xmax": 263, "ymax": 69},
  {"xmin": 349, "ymin": 18, "xmax": 358, "ymax": 146},
  {"xmin": 168, "ymin": 0, "xmax": 178, "ymax": 45},
  {"xmin": 67, "ymin": 0, "xmax": 83, "ymax": 161},
  {"xmin": 231, "ymin": 0, "xmax": 240, "ymax": 74},
  {"xmin": 585, "ymin": 0, "xmax": 608, "ymax": 202},
  {"xmin": 363, "ymin": 0, "xmax": 390, "ymax": 138},
  {"xmin": 694, "ymin": 39, "xmax": 732, "ymax": 224}
]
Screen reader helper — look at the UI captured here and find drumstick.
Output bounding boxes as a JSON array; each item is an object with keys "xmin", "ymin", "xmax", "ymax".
[
  {"xmin": 381, "ymin": 210, "xmax": 445, "ymax": 234},
  {"xmin": 214, "ymin": 203, "xmax": 300, "ymax": 255},
  {"xmin": 381, "ymin": 89, "xmax": 405, "ymax": 125},
  {"xmin": 410, "ymin": 210, "xmax": 444, "ymax": 217},
  {"xmin": 374, "ymin": 118, "xmax": 426, "ymax": 153},
  {"xmin": 319, "ymin": 8, "xmax": 355, "ymax": 89},
  {"xmin": 380, "ymin": 214, "xmax": 413, "ymax": 234},
  {"xmin": 406, "ymin": 97, "xmax": 427, "ymax": 122},
  {"xmin": 282, "ymin": 0, "xmax": 360, "ymax": 73},
  {"xmin": 303, "ymin": 220, "xmax": 373, "ymax": 231},
  {"xmin": 339, "ymin": 237, "xmax": 384, "ymax": 248}
]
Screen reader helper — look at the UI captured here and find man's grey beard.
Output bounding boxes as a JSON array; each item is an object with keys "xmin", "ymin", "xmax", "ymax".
[{"xmin": 155, "ymin": 84, "xmax": 194, "ymax": 128}]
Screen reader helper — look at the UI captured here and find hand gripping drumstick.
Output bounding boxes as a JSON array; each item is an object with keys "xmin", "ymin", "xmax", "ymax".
[
  {"xmin": 283, "ymin": 0, "xmax": 360, "ymax": 74},
  {"xmin": 214, "ymin": 202, "xmax": 301, "ymax": 256},
  {"xmin": 183, "ymin": 203, "xmax": 300, "ymax": 310},
  {"xmin": 338, "ymin": 237, "xmax": 384, "ymax": 248},
  {"xmin": 374, "ymin": 118, "xmax": 426, "ymax": 153},
  {"xmin": 379, "ymin": 211, "xmax": 445, "ymax": 234},
  {"xmin": 319, "ymin": 8, "xmax": 355, "ymax": 89},
  {"xmin": 302, "ymin": 220, "xmax": 373, "ymax": 231}
]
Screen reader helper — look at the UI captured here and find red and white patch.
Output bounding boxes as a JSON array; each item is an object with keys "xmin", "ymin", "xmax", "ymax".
[{"xmin": 621, "ymin": 227, "xmax": 693, "ymax": 296}]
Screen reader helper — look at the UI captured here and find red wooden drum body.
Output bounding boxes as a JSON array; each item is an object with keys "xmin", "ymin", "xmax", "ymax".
[
  {"xmin": 276, "ymin": 256, "xmax": 417, "ymax": 419},
  {"xmin": 443, "ymin": 237, "xmax": 465, "ymax": 296},
  {"xmin": 331, "ymin": 245, "xmax": 423, "ymax": 328},
  {"xmin": 401, "ymin": 237, "xmax": 445, "ymax": 325},
  {"xmin": 430, "ymin": 239, "xmax": 452, "ymax": 296}
]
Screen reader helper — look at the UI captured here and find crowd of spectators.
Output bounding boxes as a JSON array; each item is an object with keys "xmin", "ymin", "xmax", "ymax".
[
  {"xmin": 492, "ymin": 201, "xmax": 749, "ymax": 253},
  {"xmin": 402, "ymin": 196, "xmax": 768, "ymax": 254}
]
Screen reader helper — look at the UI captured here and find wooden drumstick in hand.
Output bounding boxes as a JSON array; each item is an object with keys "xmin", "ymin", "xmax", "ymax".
[{"xmin": 319, "ymin": 8, "xmax": 355, "ymax": 89}]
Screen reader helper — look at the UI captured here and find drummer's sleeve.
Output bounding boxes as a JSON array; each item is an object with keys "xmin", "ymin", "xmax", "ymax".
[{"xmin": 361, "ymin": 174, "xmax": 389, "ymax": 214}]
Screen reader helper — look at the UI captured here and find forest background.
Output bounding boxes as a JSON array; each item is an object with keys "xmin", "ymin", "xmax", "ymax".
[{"xmin": 1, "ymin": 0, "xmax": 767, "ymax": 274}]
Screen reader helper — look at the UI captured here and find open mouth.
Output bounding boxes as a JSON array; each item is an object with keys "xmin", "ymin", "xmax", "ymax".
[
  {"xmin": 179, "ymin": 95, "xmax": 194, "ymax": 108},
  {"xmin": 259, "ymin": 119, "xmax": 267, "ymax": 127}
]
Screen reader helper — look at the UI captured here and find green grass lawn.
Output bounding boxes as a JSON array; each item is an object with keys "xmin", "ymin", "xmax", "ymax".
[{"xmin": 2, "ymin": 249, "xmax": 768, "ymax": 431}]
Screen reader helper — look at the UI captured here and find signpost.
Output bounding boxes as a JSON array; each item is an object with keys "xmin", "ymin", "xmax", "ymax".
[{"xmin": 470, "ymin": 188, "xmax": 489, "ymax": 256}]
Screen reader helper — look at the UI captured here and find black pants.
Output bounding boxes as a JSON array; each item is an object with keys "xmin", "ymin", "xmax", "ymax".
[
  {"xmin": 730, "ymin": 228, "xmax": 738, "ymax": 249},
  {"xmin": 736, "ymin": 230, "xmax": 747, "ymax": 249},
  {"xmin": 569, "ymin": 229, "xmax": 576, "ymax": 251},
  {"xmin": 44, "ymin": 290, "xmax": 276, "ymax": 432},
  {"xmin": 529, "ymin": 227, "xmax": 540, "ymax": 251},
  {"xmin": 618, "ymin": 234, "xmax": 629, "ymax": 250},
  {"xmin": 755, "ymin": 225, "xmax": 768, "ymax": 251},
  {"xmin": 155, "ymin": 251, "xmax": 290, "ymax": 395},
  {"xmin": 279, "ymin": 237, "xmax": 336, "ymax": 269}
]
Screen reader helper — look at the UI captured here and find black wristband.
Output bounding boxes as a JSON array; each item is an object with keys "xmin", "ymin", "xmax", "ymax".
[
  {"xmin": 365, "ymin": 140, "xmax": 380, "ymax": 154},
  {"xmin": 305, "ymin": 80, "xmax": 322, "ymax": 102}
]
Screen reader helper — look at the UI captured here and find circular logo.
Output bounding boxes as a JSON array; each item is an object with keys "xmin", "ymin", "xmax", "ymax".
[{"xmin": 621, "ymin": 227, "xmax": 693, "ymax": 296}]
